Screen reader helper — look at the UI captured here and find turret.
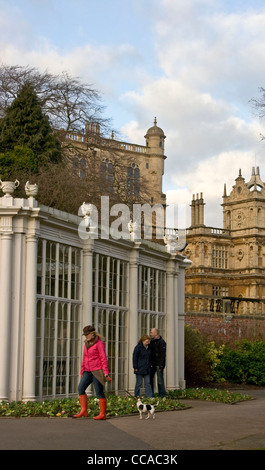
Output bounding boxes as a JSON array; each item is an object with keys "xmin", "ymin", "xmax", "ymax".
[
  {"xmin": 145, "ymin": 117, "xmax": 166, "ymax": 155},
  {"xmin": 246, "ymin": 166, "xmax": 265, "ymax": 190}
]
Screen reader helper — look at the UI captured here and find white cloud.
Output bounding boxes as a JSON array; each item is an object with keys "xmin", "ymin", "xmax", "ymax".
[
  {"xmin": 1, "ymin": 0, "xmax": 265, "ymax": 228},
  {"xmin": 121, "ymin": 78, "xmax": 261, "ymax": 161},
  {"xmin": 119, "ymin": 1, "xmax": 265, "ymax": 226},
  {"xmin": 155, "ymin": 3, "xmax": 265, "ymax": 92},
  {"xmin": 165, "ymin": 149, "xmax": 264, "ymax": 228}
]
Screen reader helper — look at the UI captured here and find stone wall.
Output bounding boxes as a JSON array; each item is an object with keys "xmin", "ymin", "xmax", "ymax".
[{"xmin": 185, "ymin": 313, "xmax": 265, "ymax": 344}]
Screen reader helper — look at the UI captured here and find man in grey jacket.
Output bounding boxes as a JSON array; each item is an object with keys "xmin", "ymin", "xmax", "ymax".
[{"xmin": 150, "ymin": 328, "xmax": 166, "ymax": 397}]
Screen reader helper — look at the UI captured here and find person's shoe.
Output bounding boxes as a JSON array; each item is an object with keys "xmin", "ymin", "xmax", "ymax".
[
  {"xmin": 93, "ymin": 398, "xmax": 107, "ymax": 420},
  {"xmin": 73, "ymin": 394, "xmax": 88, "ymax": 418}
]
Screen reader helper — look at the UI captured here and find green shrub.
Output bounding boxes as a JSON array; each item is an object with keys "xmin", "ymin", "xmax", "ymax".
[
  {"xmin": 214, "ymin": 339, "xmax": 265, "ymax": 385},
  {"xmin": 0, "ymin": 146, "xmax": 36, "ymax": 180},
  {"xmin": 184, "ymin": 326, "xmax": 265, "ymax": 386},
  {"xmin": 184, "ymin": 324, "xmax": 213, "ymax": 386}
]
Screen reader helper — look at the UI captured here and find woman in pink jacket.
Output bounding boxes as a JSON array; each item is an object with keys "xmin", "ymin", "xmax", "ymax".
[{"xmin": 74, "ymin": 325, "xmax": 110, "ymax": 420}]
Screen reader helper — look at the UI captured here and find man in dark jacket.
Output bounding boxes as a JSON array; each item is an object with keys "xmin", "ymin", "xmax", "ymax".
[{"xmin": 150, "ymin": 328, "xmax": 166, "ymax": 397}]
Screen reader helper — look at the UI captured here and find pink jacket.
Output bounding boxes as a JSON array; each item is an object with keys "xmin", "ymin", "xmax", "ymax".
[{"xmin": 80, "ymin": 337, "xmax": 109, "ymax": 376}]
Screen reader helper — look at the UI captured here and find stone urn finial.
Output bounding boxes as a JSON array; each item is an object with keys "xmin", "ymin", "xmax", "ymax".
[
  {"xmin": 164, "ymin": 228, "xmax": 187, "ymax": 254},
  {"xmin": 164, "ymin": 229, "xmax": 179, "ymax": 254},
  {"xmin": 78, "ymin": 202, "xmax": 98, "ymax": 236},
  {"xmin": 0, "ymin": 179, "xmax": 20, "ymax": 196},
  {"xmin": 25, "ymin": 181, "xmax": 38, "ymax": 198},
  {"xmin": 128, "ymin": 219, "xmax": 140, "ymax": 241}
]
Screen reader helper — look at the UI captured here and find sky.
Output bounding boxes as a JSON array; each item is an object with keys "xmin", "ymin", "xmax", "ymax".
[{"xmin": 1, "ymin": 0, "xmax": 265, "ymax": 226}]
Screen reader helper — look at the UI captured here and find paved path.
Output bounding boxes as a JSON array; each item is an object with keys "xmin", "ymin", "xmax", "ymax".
[
  {"xmin": 1, "ymin": 389, "xmax": 265, "ymax": 453},
  {"xmin": 110, "ymin": 389, "xmax": 265, "ymax": 451}
]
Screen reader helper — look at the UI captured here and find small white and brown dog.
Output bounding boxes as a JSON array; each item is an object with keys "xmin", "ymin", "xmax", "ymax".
[{"xmin": 136, "ymin": 398, "xmax": 159, "ymax": 419}]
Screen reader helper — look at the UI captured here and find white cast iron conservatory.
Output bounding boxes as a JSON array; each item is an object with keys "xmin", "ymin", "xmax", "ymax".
[{"xmin": 0, "ymin": 184, "xmax": 189, "ymax": 402}]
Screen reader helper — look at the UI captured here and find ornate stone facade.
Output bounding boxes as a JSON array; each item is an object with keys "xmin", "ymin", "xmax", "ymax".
[
  {"xmin": 65, "ymin": 118, "xmax": 167, "ymax": 208},
  {"xmin": 184, "ymin": 167, "xmax": 265, "ymax": 300}
]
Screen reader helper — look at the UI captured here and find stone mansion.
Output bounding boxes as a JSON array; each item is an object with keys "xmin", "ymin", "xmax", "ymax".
[
  {"xmin": 185, "ymin": 166, "xmax": 265, "ymax": 301},
  {"xmin": 66, "ymin": 121, "xmax": 265, "ymax": 303}
]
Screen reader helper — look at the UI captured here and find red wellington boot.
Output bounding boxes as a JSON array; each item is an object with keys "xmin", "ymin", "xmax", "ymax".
[
  {"xmin": 93, "ymin": 398, "xmax": 107, "ymax": 420},
  {"xmin": 73, "ymin": 394, "xmax": 88, "ymax": 418}
]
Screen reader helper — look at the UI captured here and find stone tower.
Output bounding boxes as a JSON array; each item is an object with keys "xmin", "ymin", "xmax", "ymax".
[
  {"xmin": 222, "ymin": 167, "xmax": 265, "ymax": 234},
  {"xmin": 185, "ymin": 167, "xmax": 265, "ymax": 299},
  {"xmin": 65, "ymin": 118, "xmax": 167, "ymax": 208},
  {"xmin": 145, "ymin": 117, "xmax": 166, "ymax": 155},
  {"xmin": 144, "ymin": 118, "xmax": 167, "ymax": 206}
]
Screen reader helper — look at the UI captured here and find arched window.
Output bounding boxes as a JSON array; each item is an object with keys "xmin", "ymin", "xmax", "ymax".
[
  {"xmin": 80, "ymin": 158, "xmax": 86, "ymax": 178},
  {"xmin": 72, "ymin": 154, "xmax": 87, "ymax": 178},
  {"xmin": 127, "ymin": 164, "xmax": 140, "ymax": 196},
  {"xmin": 101, "ymin": 159, "xmax": 114, "ymax": 192}
]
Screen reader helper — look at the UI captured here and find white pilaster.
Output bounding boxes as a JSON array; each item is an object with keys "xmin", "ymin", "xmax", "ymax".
[
  {"xmin": 166, "ymin": 256, "xmax": 176, "ymax": 390},
  {"xmin": 82, "ymin": 238, "xmax": 94, "ymax": 327},
  {"xmin": 9, "ymin": 232, "xmax": 25, "ymax": 401},
  {"xmin": 22, "ymin": 220, "xmax": 39, "ymax": 401},
  {"xmin": 0, "ymin": 229, "xmax": 13, "ymax": 400},
  {"xmin": 178, "ymin": 263, "xmax": 186, "ymax": 389},
  {"xmin": 174, "ymin": 263, "xmax": 179, "ymax": 389},
  {"xmin": 179, "ymin": 258, "xmax": 191, "ymax": 389},
  {"xmin": 128, "ymin": 242, "xmax": 140, "ymax": 394}
]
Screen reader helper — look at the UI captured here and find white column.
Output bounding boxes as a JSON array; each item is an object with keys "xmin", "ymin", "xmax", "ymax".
[
  {"xmin": 22, "ymin": 232, "xmax": 38, "ymax": 401},
  {"xmin": 82, "ymin": 238, "xmax": 94, "ymax": 327},
  {"xmin": 0, "ymin": 231, "xmax": 13, "ymax": 400},
  {"xmin": 9, "ymin": 232, "xmax": 24, "ymax": 401},
  {"xmin": 178, "ymin": 263, "xmax": 186, "ymax": 389},
  {"xmin": 166, "ymin": 256, "xmax": 176, "ymax": 390},
  {"xmin": 174, "ymin": 265, "xmax": 179, "ymax": 389},
  {"xmin": 128, "ymin": 242, "xmax": 140, "ymax": 394}
]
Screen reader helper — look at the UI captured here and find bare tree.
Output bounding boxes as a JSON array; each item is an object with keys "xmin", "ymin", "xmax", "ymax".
[
  {"xmin": 27, "ymin": 153, "xmax": 150, "ymax": 218},
  {"xmin": 0, "ymin": 64, "xmax": 111, "ymax": 135},
  {"xmin": 0, "ymin": 64, "xmax": 155, "ymax": 226}
]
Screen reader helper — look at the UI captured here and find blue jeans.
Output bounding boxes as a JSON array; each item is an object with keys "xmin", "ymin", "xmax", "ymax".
[
  {"xmin": 78, "ymin": 371, "xmax": 105, "ymax": 398},
  {"xmin": 150, "ymin": 366, "xmax": 166, "ymax": 397},
  {"xmin": 134, "ymin": 374, "xmax": 153, "ymax": 397}
]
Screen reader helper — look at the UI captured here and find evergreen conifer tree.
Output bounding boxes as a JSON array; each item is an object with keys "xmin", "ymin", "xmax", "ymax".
[{"xmin": 0, "ymin": 81, "xmax": 61, "ymax": 176}]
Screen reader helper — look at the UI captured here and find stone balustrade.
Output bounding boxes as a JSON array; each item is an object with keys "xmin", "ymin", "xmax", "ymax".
[
  {"xmin": 186, "ymin": 226, "xmax": 231, "ymax": 236},
  {"xmin": 185, "ymin": 293, "xmax": 265, "ymax": 316},
  {"xmin": 65, "ymin": 132, "xmax": 147, "ymax": 154}
]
